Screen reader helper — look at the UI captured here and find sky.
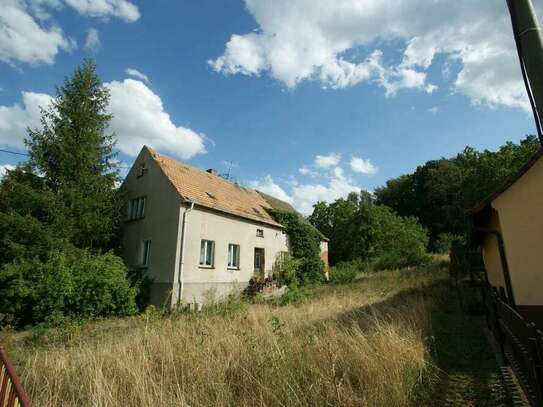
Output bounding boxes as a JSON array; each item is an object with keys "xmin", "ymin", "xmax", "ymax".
[{"xmin": 0, "ymin": 0, "xmax": 538, "ymax": 214}]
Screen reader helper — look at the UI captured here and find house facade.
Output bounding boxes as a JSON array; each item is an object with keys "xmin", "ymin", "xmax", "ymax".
[
  {"xmin": 472, "ymin": 148, "xmax": 543, "ymax": 325},
  {"xmin": 122, "ymin": 146, "xmax": 328, "ymax": 307}
]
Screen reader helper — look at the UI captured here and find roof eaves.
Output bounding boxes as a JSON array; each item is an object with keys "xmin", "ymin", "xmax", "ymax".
[{"xmin": 469, "ymin": 148, "xmax": 543, "ymax": 215}]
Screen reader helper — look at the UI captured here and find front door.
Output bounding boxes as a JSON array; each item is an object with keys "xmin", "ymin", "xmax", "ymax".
[{"xmin": 254, "ymin": 248, "xmax": 265, "ymax": 275}]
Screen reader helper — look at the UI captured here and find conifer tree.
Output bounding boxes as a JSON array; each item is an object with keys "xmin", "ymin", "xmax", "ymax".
[{"xmin": 25, "ymin": 59, "xmax": 122, "ymax": 250}]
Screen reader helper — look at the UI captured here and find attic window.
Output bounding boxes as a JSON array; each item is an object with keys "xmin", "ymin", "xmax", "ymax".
[
  {"xmin": 256, "ymin": 228, "xmax": 264, "ymax": 238},
  {"xmin": 206, "ymin": 192, "xmax": 216, "ymax": 199},
  {"xmin": 137, "ymin": 162, "xmax": 148, "ymax": 178}
]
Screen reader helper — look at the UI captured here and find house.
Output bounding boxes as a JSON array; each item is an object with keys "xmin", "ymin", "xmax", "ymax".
[
  {"xmin": 471, "ymin": 148, "xmax": 543, "ymax": 325},
  {"xmin": 121, "ymin": 146, "xmax": 329, "ymax": 307}
]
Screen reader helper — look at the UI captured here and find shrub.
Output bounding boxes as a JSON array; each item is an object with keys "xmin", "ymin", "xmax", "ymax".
[
  {"xmin": 329, "ymin": 262, "xmax": 359, "ymax": 284},
  {"xmin": 0, "ymin": 250, "xmax": 137, "ymax": 328},
  {"xmin": 268, "ymin": 209, "xmax": 324, "ymax": 285}
]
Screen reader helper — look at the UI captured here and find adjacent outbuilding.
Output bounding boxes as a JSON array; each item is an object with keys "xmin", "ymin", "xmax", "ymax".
[{"xmin": 471, "ymin": 148, "xmax": 543, "ymax": 325}]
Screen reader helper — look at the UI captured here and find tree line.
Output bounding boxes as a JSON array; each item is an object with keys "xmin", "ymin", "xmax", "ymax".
[{"xmin": 308, "ymin": 136, "xmax": 540, "ymax": 268}]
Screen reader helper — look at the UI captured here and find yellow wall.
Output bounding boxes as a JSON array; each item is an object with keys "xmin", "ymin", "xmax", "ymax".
[
  {"xmin": 490, "ymin": 156, "xmax": 543, "ymax": 306},
  {"xmin": 481, "ymin": 210, "xmax": 506, "ymax": 292}
]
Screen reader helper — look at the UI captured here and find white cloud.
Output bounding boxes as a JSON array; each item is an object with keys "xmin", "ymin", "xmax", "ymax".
[
  {"xmin": 0, "ymin": 91, "xmax": 53, "ymax": 147},
  {"xmin": 125, "ymin": 68, "xmax": 150, "ymax": 84},
  {"xmin": 298, "ymin": 165, "xmax": 318, "ymax": 177},
  {"xmin": 0, "ymin": 164, "xmax": 15, "ymax": 179},
  {"xmin": 85, "ymin": 27, "xmax": 100, "ymax": 51},
  {"xmin": 250, "ymin": 164, "xmax": 361, "ymax": 215},
  {"xmin": 63, "ymin": 0, "xmax": 139, "ymax": 22},
  {"xmin": 350, "ymin": 157, "xmax": 377, "ymax": 175},
  {"xmin": 1, "ymin": 0, "xmax": 138, "ymax": 67},
  {"xmin": 249, "ymin": 175, "xmax": 294, "ymax": 204},
  {"xmin": 314, "ymin": 153, "xmax": 340, "ymax": 169},
  {"xmin": 106, "ymin": 79, "xmax": 206, "ymax": 158},
  {"xmin": 0, "ymin": 0, "xmax": 74, "ymax": 65},
  {"xmin": 0, "ymin": 79, "xmax": 206, "ymax": 159},
  {"xmin": 427, "ymin": 106, "xmax": 440, "ymax": 114},
  {"xmin": 210, "ymin": 0, "xmax": 529, "ymax": 111}
]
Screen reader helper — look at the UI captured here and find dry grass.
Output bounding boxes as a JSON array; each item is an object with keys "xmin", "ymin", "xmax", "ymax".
[{"xmin": 3, "ymin": 264, "xmax": 448, "ymax": 406}]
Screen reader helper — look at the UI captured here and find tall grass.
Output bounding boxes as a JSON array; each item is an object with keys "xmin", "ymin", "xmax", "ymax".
[{"xmin": 4, "ymin": 264, "xmax": 447, "ymax": 406}]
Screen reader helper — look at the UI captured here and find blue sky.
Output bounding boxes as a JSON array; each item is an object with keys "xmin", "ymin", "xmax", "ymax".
[{"xmin": 0, "ymin": 0, "xmax": 537, "ymax": 213}]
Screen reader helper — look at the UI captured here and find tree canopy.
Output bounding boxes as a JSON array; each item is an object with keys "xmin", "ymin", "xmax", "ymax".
[{"xmin": 374, "ymin": 135, "xmax": 540, "ymax": 250}]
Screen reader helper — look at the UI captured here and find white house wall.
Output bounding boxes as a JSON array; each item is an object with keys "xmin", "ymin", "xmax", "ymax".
[
  {"xmin": 122, "ymin": 148, "xmax": 183, "ymax": 306},
  {"xmin": 174, "ymin": 205, "xmax": 289, "ymax": 305}
]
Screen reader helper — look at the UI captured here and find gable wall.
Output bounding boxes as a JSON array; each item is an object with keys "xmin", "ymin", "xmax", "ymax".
[{"xmin": 121, "ymin": 149, "xmax": 183, "ymax": 306}]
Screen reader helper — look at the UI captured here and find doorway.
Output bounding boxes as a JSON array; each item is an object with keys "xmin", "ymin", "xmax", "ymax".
[{"xmin": 254, "ymin": 248, "xmax": 265, "ymax": 275}]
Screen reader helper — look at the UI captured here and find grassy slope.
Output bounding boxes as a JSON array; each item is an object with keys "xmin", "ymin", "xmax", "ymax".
[{"xmin": 0, "ymin": 260, "xmax": 508, "ymax": 406}]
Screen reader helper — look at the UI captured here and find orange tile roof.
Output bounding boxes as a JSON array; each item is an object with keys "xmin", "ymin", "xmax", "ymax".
[{"xmin": 146, "ymin": 146, "xmax": 283, "ymax": 227}]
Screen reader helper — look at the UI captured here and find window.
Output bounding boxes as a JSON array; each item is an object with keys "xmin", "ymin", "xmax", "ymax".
[
  {"xmin": 228, "ymin": 244, "xmax": 240, "ymax": 269},
  {"xmin": 140, "ymin": 240, "xmax": 151, "ymax": 266},
  {"xmin": 199, "ymin": 239, "xmax": 215, "ymax": 267},
  {"xmin": 256, "ymin": 228, "xmax": 264, "ymax": 237},
  {"xmin": 137, "ymin": 162, "xmax": 147, "ymax": 178},
  {"xmin": 128, "ymin": 197, "xmax": 146, "ymax": 220}
]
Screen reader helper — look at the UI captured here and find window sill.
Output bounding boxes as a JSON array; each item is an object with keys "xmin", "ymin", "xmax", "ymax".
[
  {"xmin": 198, "ymin": 265, "xmax": 215, "ymax": 269},
  {"xmin": 227, "ymin": 267, "xmax": 240, "ymax": 271}
]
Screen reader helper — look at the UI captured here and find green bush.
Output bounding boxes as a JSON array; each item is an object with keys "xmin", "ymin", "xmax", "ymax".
[
  {"xmin": 273, "ymin": 253, "xmax": 301, "ymax": 286},
  {"xmin": 0, "ymin": 250, "xmax": 137, "ymax": 328},
  {"xmin": 329, "ymin": 262, "xmax": 359, "ymax": 284},
  {"xmin": 268, "ymin": 209, "xmax": 324, "ymax": 285}
]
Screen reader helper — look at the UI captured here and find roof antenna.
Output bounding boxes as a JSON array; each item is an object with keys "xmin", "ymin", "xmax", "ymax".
[{"xmin": 222, "ymin": 160, "xmax": 237, "ymax": 181}]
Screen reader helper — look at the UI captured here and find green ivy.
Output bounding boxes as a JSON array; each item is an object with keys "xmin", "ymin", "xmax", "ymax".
[{"xmin": 268, "ymin": 209, "xmax": 324, "ymax": 285}]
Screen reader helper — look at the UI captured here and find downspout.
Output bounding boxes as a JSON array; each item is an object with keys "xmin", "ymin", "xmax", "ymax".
[
  {"xmin": 473, "ymin": 226, "xmax": 516, "ymax": 307},
  {"xmin": 178, "ymin": 201, "xmax": 195, "ymax": 305}
]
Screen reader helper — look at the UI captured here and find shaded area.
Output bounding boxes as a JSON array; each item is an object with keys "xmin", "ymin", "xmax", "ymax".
[{"xmin": 334, "ymin": 277, "xmax": 511, "ymax": 406}]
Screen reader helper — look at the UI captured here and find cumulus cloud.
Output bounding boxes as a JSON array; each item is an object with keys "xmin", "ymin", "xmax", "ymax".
[
  {"xmin": 106, "ymin": 79, "xmax": 206, "ymax": 158},
  {"xmin": 0, "ymin": 0, "xmax": 74, "ymax": 65},
  {"xmin": 85, "ymin": 27, "xmax": 100, "ymax": 51},
  {"xmin": 1, "ymin": 0, "xmax": 138, "ymax": 67},
  {"xmin": 350, "ymin": 157, "xmax": 377, "ymax": 175},
  {"xmin": 63, "ymin": 0, "xmax": 139, "ymax": 22},
  {"xmin": 314, "ymin": 153, "xmax": 340, "ymax": 169},
  {"xmin": 0, "ymin": 91, "xmax": 53, "ymax": 147},
  {"xmin": 250, "ymin": 163, "xmax": 361, "ymax": 215},
  {"xmin": 0, "ymin": 164, "xmax": 16, "ymax": 179},
  {"xmin": 125, "ymin": 68, "xmax": 150, "ymax": 84},
  {"xmin": 210, "ymin": 0, "xmax": 529, "ymax": 110},
  {"xmin": 249, "ymin": 175, "xmax": 294, "ymax": 204},
  {"xmin": 0, "ymin": 79, "xmax": 206, "ymax": 159}
]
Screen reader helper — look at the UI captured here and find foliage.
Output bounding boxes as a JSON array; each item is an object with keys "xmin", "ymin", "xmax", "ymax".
[
  {"xmin": 329, "ymin": 261, "xmax": 359, "ymax": 284},
  {"xmin": 280, "ymin": 283, "xmax": 312, "ymax": 305},
  {"xmin": 0, "ymin": 250, "xmax": 137, "ymax": 328},
  {"xmin": 268, "ymin": 209, "xmax": 324, "ymax": 284},
  {"xmin": 273, "ymin": 253, "xmax": 301, "ymax": 286},
  {"xmin": 308, "ymin": 191, "xmax": 430, "ymax": 269},
  {"xmin": 0, "ymin": 60, "xmax": 123, "ymax": 266},
  {"xmin": 374, "ymin": 135, "xmax": 540, "ymax": 249}
]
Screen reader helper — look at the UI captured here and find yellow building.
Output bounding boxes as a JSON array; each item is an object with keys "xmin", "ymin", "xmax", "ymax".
[{"xmin": 472, "ymin": 149, "xmax": 543, "ymax": 325}]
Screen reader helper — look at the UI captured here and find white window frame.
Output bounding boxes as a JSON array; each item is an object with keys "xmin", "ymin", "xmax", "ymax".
[
  {"xmin": 140, "ymin": 240, "xmax": 151, "ymax": 267},
  {"xmin": 128, "ymin": 196, "xmax": 146, "ymax": 220},
  {"xmin": 199, "ymin": 239, "xmax": 215, "ymax": 267},
  {"xmin": 228, "ymin": 244, "xmax": 240, "ymax": 269}
]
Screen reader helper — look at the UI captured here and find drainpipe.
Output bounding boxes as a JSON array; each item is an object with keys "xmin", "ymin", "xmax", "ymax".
[
  {"xmin": 178, "ymin": 201, "xmax": 195, "ymax": 305},
  {"xmin": 473, "ymin": 226, "xmax": 516, "ymax": 308},
  {"xmin": 507, "ymin": 0, "xmax": 543, "ymax": 145}
]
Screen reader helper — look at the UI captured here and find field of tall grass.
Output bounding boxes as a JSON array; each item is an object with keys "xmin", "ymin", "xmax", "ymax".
[{"xmin": 1, "ymin": 259, "xmax": 506, "ymax": 406}]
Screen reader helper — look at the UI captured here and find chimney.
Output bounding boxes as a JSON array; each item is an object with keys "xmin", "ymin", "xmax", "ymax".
[{"xmin": 206, "ymin": 168, "xmax": 218, "ymax": 175}]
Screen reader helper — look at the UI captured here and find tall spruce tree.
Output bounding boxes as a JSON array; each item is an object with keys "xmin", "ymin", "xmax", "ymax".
[{"xmin": 24, "ymin": 59, "xmax": 121, "ymax": 251}]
